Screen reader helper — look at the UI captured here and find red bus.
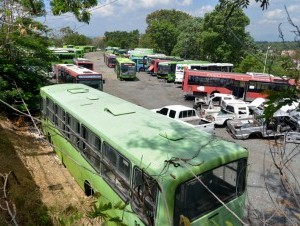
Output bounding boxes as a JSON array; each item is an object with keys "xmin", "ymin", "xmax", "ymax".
[
  {"xmin": 54, "ymin": 64, "xmax": 104, "ymax": 90},
  {"xmin": 182, "ymin": 69, "xmax": 294, "ymax": 101},
  {"xmin": 104, "ymin": 53, "xmax": 116, "ymax": 68},
  {"xmin": 73, "ymin": 58, "xmax": 94, "ymax": 70}
]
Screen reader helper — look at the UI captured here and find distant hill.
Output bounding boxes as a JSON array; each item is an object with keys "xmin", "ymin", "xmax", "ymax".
[{"xmin": 255, "ymin": 41, "xmax": 299, "ymax": 51}]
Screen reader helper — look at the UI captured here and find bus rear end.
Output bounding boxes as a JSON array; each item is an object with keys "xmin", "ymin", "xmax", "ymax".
[{"xmin": 76, "ymin": 74, "xmax": 103, "ymax": 90}]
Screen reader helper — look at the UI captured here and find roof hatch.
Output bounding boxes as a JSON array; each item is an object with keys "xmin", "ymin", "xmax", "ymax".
[
  {"xmin": 104, "ymin": 103, "xmax": 136, "ymax": 116},
  {"xmin": 67, "ymin": 88, "xmax": 89, "ymax": 94}
]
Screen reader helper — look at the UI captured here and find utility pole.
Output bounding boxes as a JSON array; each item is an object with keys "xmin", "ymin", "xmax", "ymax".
[{"xmin": 263, "ymin": 46, "xmax": 271, "ymax": 73}]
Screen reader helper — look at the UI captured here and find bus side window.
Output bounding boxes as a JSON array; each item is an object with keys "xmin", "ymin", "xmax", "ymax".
[
  {"xmin": 69, "ymin": 116, "xmax": 80, "ymax": 146},
  {"xmin": 132, "ymin": 167, "xmax": 158, "ymax": 226},
  {"xmin": 102, "ymin": 142, "xmax": 131, "ymax": 199},
  {"xmin": 57, "ymin": 105, "xmax": 65, "ymax": 132},
  {"xmin": 53, "ymin": 103, "xmax": 58, "ymax": 126},
  {"xmin": 46, "ymin": 98, "xmax": 55, "ymax": 123},
  {"xmin": 41, "ymin": 98, "xmax": 46, "ymax": 116},
  {"xmin": 65, "ymin": 113, "xmax": 71, "ymax": 139},
  {"xmin": 80, "ymin": 125, "xmax": 101, "ymax": 173}
]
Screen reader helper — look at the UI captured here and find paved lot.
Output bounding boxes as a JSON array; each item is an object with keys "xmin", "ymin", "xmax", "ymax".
[{"xmin": 86, "ymin": 51, "xmax": 300, "ymax": 224}]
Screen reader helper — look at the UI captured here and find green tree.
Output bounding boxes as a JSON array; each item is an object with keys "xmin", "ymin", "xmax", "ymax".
[
  {"xmin": 49, "ymin": 27, "xmax": 92, "ymax": 47},
  {"xmin": 198, "ymin": 3, "xmax": 254, "ymax": 65},
  {"xmin": 0, "ymin": 15, "xmax": 55, "ymax": 113},
  {"xmin": 234, "ymin": 54, "xmax": 264, "ymax": 73},
  {"xmin": 104, "ymin": 30, "xmax": 140, "ymax": 49},
  {"xmin": 138, "ymin": 33, "xmax": 157, "ymax": 49},
  {"xmin": 50, "ymin": 0, "xmax": 97, "ymax": 23},
  {"xmin": 145, "ymin": 9, "xmax": 192, "ymax": 55},
  {"xmin": 172, "ymin": 17, "xmax": 203, "ymax": 59}
]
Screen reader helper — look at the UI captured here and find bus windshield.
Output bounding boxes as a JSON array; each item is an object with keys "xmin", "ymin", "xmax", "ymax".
[
  {"xmin": 158, "ymin": 65, "xmax": 169, "ymax": 74},
  {"xmin": 174, "ymin": 158, "xmax": 247, "ymax": 225},
  {"xmin": 109, "ymin": 58, "xmax": 116, "ymax": 64},
  {"xmin": 121, "ymin": 64, "xmax": 135, "ymax": 75}
]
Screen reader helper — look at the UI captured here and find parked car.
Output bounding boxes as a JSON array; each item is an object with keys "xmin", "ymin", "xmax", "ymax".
[
  {"xmin": 151, "ymin": 105, "xmax": 215, "ymax": 134},
  {"xmin": 226, "ymin": 108, "xmax": 299, "ymax": 140}
]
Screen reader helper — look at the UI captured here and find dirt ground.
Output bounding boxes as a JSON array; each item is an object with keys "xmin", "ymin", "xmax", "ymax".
[{"xmin": 0, "ymin": 115, "xmax": 97, "ymax": 225}]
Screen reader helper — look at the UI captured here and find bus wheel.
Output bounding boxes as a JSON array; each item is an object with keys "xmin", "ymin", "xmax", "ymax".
[{"xmin": 84, "ymin": 181, "xmax": 94, "ymax": 196}]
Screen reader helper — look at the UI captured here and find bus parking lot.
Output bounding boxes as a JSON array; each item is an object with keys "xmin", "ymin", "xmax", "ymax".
[{"xmin": 86, "ymin": 51, "xmax": 300, "ymax": 224}]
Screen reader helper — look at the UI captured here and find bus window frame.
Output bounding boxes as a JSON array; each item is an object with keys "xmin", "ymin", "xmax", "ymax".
[{"xmin": 102, "ymin": 142, "xmax": 131, "ymax": 201}]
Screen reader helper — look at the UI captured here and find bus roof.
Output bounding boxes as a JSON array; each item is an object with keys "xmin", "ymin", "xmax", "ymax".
[
  {"xmin": 116, "ymin": 57, "xmax": 135, "ymax": 64},
  {"xmin": 74, "ymin": 58, "xmax": 92, "ymax": 62},
  {"xmin": 185, "ymin": 69, "xmax": 292, "ymax": 83},
  {"xmin": 158, "ymin": 60, "xmax": 183, "ymax": 65},
  {"xmin": 41, "ymin": 84, "xmax": 248, "ymax": 181},
  {"xmin": 66, "ymin": 66, "xmax": 101, "ymax": 75}
]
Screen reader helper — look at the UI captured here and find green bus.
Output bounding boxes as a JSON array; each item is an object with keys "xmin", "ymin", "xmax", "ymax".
[
  {"xmin": 40, "ymin": 83, "xmax": 248, "ymax": 226},
  {"xmin": 157, "ymin": 60, "xmax": 234, "ymax": 83},
  {"xmin": 75, "ymin": 45, "xmax": 96, "ymax": 53},
  {"xmin": 157, "ymin": 60, "xmax": 208, "ymax": 82},
  {"xmin": 114, "ymin": 57, "xmax": 136, "ymax": 80},
  {"xmin": 51, "ymin": 50, "xmax": 76, "ymax": 64},
  {"xmin": 157, "ymin": 60, "xmax": 182, "ymax": 82}
]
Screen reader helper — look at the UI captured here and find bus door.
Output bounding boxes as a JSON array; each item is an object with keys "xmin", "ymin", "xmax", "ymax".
[{"xmin": 232, "ymin": 81, "xmax": 245, "ymax": 99}]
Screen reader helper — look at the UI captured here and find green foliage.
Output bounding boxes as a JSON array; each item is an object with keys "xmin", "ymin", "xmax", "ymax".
[
  {"xmin": 49, "ymin": 26, "xmax": 92, "ymax": 47},
  {"xmin": 264, "ymin": 88, "xmax": 299, "ymax": 119},
  {"xmin": 0, "ymin": 16, "xmax": 54, "ymax": 114},
  {"xmin": 171, "ymin": 17, "xmax": 203, "ymax": 59},
  {"xmin": 50, "ymin": 0, "xmax": 97, "ymax": 23},
  {"xmin": 88, "ymin": 200, "xmax": 128, "ymax": 226},
  {"xmin": 145, "ymin": 9, "xmax": 192, "ymax": 55},
  {"xmin": 104, "ymin": 30, "xmax": 140, "ymax": 49},
  {"xmin": 20, "ymin": 0, "xmax": 46, "ymax": 16},
  {"xmin": 234, "ymin": 54, "xmax": 264, "ymax": 73},
  {"xmin": 139, "ymin": 33, "xmax": 157, "ymax": 49},
  {"xmin": 198, "ymin": 3, "xmax": 254, "ymax": 65},
  {"xmin": 148, "ymin": 20, "xmax": 177, "ymax": 55},
  {"xmin": 256, "ymin": 41, "xmax": 300, "ymax": 52},
  {"xmin": 56, "ymin": 205, "xmax": 83, "ymax": 226}
]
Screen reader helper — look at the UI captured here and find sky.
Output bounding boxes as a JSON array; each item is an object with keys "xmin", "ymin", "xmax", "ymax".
[{"xmin": 40, "ymin": 0, "xmax": 300, "ymax": 42}]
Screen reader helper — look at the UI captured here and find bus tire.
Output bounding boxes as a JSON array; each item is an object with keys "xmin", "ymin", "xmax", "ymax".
[{"xmin": 84, "ymin": 181, "xmax": 94, "ymax": 196}]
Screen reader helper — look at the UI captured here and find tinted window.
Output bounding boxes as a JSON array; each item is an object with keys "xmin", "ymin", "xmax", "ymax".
[
  {"xmin": 158, "ymin": 108, "xmax": 168, "ymax": 115},
  {"xmin": 226, "ymin": 105, "xmax": 234, "ymax": 113},
  {"xmin": 169, "ymin": 110, "xmax": 176, "ymax": 118}
]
